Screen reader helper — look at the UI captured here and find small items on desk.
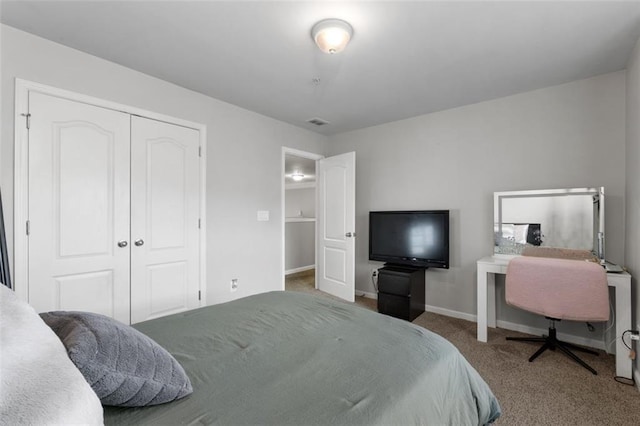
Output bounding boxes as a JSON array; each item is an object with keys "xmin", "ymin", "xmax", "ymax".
[{"xmin": 604, "ymin": 261, "xmax": 624, "ymax": 273}]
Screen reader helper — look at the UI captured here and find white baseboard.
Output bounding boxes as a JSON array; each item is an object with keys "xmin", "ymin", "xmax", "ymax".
[
  {"xmin": 421, "ymin": 305, "xmax": 604, "ymax": 350},
  {"xmin": 356, "ymin": 290, "xmax": 377, "ymax": 299},
  {"xmin": 353, "ymin": 293, "xmax": 479, "ymax": 323},
  {"xmin": 285, "ymin": 265, "xmax": 315, "ymax": 275},
  {"xmin": 425, "ymin": 304, "xmax": 477, "ymax": 323},
  {"xmin": 358, "ymin": 295, "xmax": 610, "ymax": 352},
  {"xmin": 496, "ymin": 319, "xmax": 605, "ymax": 351}
]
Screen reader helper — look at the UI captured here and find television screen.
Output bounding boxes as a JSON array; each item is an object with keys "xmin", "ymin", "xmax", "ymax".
[{"xmin": 369, "ymin": 210, "xmax": 449, "ymax": 269}]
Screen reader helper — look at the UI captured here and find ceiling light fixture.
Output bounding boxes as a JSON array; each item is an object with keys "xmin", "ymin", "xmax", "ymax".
[
  {"xmin": 311, "ymin": 19, "xmax": 353, "ymax": 54},
  {"xmin": 291, "ymin": 171, "xmax": 305, "ymax": 181}
]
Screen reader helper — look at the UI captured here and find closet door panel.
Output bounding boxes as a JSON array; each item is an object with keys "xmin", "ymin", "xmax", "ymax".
[
  {"xmin": 130, "ymin": 116, "xmax": 200, "ymax": 324},
  {"xmin": 27, "ymin": 92, "xmax": 131, "ymax": 323},
  {"xmin": 148, "ymin": 139, "xmax": 187, "ymax": 249}
]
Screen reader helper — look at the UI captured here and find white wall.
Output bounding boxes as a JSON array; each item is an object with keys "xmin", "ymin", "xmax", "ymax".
[
  {"xmin": 0, "ymin": 25, "xmax": 327, "ymax": 304},
  {"xmin": 327, "ymin": 72, "xmax": 626, "ymax": 340},
  {"xmin": 624, "ymin": 35, "xmax": 640, "ymax": 379}
]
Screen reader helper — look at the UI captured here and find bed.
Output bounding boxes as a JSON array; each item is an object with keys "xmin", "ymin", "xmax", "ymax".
[
  {"xmin": 1, "ymin": 287, "xmax": 501, "ymax": 425},
  {"xmin": 104, "ymin": 291, "xmax": 500, "ymax": 425}
]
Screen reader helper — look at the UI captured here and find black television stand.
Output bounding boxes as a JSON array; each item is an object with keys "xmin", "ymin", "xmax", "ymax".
[{"xmin": 377, "ymin": 265, "xmax": 426, "ymax": 321}]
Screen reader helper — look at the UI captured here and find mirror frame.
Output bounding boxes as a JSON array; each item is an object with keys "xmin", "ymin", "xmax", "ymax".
[{"xmin": 494, "ymin": 187, "xmax": 605, "ymax": 261}]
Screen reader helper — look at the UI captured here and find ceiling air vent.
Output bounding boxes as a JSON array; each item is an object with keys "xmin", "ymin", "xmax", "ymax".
[{"xmin": 306, "ymin": 117, "xmax": 330, "ymax": 126}]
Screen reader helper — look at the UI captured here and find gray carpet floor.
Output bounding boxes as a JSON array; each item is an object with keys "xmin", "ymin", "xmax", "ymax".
[{"xmin": 285, "ymin": 270, "xmax": 640, "ymax": 425}]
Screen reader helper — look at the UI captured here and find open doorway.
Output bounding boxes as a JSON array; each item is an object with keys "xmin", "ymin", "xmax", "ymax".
[
  {"xmin": 281, "ymin": 148, "xmax": 358, "ymax": 303},
  {"xmin": 282, "ymin": 148, "xmax": 321, "ymax": 294}
]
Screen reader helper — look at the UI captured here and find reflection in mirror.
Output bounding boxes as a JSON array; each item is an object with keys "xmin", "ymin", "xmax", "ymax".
[{"xmin": 494, "ymin": 187, "xmax": 604, "ymax": 260}]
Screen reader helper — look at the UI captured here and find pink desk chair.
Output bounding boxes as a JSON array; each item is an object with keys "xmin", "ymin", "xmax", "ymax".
[{"xmin": 505, "ymin": 256, "xmax": 609, "ymax": 375}]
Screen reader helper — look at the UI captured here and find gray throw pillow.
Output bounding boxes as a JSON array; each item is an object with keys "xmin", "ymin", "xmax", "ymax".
[{"xmin": 40, "ymin": 311, "xmax": 192, "ymax": 407}]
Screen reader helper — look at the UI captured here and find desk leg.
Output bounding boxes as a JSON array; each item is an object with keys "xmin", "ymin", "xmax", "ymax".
[
  {"xmin": 615, "ymin": 285, "xmax": 632, "ymax": 379},
  {"xmin": 487, "ymin": 273, "xmax": 496, "ymax": 328},
  {"xmin": 477, "ymin": 268, "xmax": 488, "ymax": 342}
]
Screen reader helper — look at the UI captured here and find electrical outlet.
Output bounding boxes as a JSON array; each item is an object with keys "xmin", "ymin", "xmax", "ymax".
[
  {"xmin": 371, "ymin": 268, "xmax": 378, "ymax": 278},
  {"xmin": 230, "ymin": 278, "xmax": 238, "ymax": 292},
  {"xmin": 631, "ymin": 326, "xmax": 640, "ymax": 341}
]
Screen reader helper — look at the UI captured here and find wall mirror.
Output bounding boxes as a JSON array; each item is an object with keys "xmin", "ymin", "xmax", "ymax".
[{"xmin": 494, "ymin": 187, "xmax": 604, "ymax": 260}]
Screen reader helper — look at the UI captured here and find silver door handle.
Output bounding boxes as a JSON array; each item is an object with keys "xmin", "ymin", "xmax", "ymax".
[
  {"xmin": 117, "ymin": 240, "xmax": 128, "ymax": 248},
  {"xmin": 345, "ymin": 232, "xmax": 356, "ymax": 238},
  {"xmin": 134, "ymin": 239, "xmax": 144, "ymax": 247}
]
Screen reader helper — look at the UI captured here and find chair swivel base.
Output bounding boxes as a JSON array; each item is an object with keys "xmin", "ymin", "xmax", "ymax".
[{"xmin": 506, "ymin": 326, "xmax": 599, "ymax": 375}]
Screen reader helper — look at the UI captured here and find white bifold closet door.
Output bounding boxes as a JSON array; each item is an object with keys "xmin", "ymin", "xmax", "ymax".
[
  {"xmin": 28, "ymin": 92, "xmax": 132, "ymax": 323},
  {"xmin": 27, "ymin": 92, "xmax": 201, "ymax": 324},
  {"xmin": 130, "ymin": 116, "xmax": 200, "ymax": 324}
]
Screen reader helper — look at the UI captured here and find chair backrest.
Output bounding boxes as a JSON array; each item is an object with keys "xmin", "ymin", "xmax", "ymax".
[{"xmin": 506, "ymin": 256, "xmax": 609, "ymax": 321}]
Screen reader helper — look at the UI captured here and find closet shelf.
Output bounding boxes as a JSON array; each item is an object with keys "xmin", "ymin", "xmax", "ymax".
[{"xmin": 285, "ymin": 217, "xmax": 316, "ymax": 223}]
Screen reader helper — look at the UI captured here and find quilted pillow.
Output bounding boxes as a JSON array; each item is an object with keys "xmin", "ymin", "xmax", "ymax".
[{"xmin": 40, "ymin": 311, "xmax": 192, "ymax": 407}]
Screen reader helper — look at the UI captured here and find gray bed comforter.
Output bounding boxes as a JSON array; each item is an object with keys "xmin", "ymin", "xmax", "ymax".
[{"xmin": 104, "ymin": 291, "xmax": 501, "ymax": 425}]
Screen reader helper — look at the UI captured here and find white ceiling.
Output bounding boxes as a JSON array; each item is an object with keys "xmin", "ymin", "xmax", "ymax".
[{"xmin": 2, "ymin": 1, "xmax": 640, "ymax": 135}]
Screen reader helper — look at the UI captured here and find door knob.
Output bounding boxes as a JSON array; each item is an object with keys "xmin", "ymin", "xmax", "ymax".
[
  {"xmin": 117, "ymin": 240, "xmax": 128, "ymax": 248},
  {"xmin": 345, "ymin": 232, "xmax": 356, "ymax": 238},
  {"xmin": 134, "ymin": 239, "xmax": 144, "ymax": 247}
]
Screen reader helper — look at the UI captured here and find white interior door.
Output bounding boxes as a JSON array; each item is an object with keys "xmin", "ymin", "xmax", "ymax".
[
  {"xmin": 317, "ymin": 152, "xmax": 356, "ymax": 302},
  {"xmin": 27, "ymin": 92, "xmax": 131, "ymax": 323},
  {"xmin": 130, "ymin": 116, "xmax": 201, "ymax": 324}
]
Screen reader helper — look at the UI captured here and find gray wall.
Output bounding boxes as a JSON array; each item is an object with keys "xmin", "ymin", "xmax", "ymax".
[
  {"xmin": 285, "ymin": 187, "xmax": 315, "ymax": 218},
  {"xmin": 625, "ymin": 35, "xmax": 640, "ymax": 378},
  {"xmin": 326, "ymin": 72, "xmax": 626, "ymax": 340},
  {"xmin": 285, "ymin": 222, "xmax": 315, "ymax": 272},
  {"xmin": 285, "ymin": 187, "xmax": 316, "ymax": 271},
  {"xmin": 0, "ymin": 25, "xmax": 327, "ymax": 304}
]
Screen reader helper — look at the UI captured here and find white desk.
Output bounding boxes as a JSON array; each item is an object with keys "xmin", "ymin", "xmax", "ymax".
[{"xmin": 477, "ymin": 256, "xmax": 632, "ymax": 379}]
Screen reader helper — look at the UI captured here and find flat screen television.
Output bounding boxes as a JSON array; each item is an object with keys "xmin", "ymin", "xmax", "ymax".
[{"xmin": 369, "ymin": 210, "xmax": 450, "ymax": 269}]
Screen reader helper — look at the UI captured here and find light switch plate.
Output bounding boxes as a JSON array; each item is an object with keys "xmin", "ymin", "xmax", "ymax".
[{"xmin": 257, "ymin": 210, "xmax": 269, "ymax": 221}]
